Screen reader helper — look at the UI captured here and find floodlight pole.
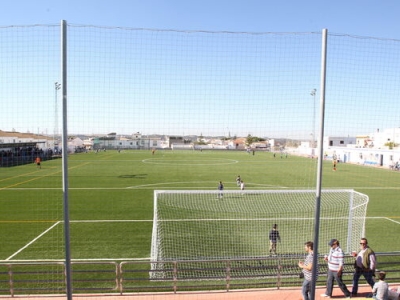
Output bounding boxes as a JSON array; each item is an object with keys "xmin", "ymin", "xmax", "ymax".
[
  {"xmin": 310, "ymin": 29, "xmax": 328, "ymax": 300},
  {"xmin": 54, "ymin": 82, "xmax": 61, "ymax": 152},
  {"xmin": 310, "ymin": 88, "xmax": 317, "ymax": 148}
]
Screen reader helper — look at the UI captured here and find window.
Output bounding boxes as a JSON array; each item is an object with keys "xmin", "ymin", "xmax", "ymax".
[{"xmin": 340, "ymin": 140, "xmax": 344, "ymax": 144}]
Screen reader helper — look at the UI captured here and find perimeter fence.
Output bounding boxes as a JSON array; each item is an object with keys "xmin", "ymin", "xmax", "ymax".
[
  {"xmin": 1, "ymin": 253, "xmax": 399, "ymax": 297},
  {"xmin": 1, "ymin": 22, "xmax": 400, "ymax": 298}
]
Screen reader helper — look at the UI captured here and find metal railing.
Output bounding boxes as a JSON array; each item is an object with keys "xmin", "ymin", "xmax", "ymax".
[{"xmin": 0, "ymin": 253, "xmax": 399, "ymax": 297}]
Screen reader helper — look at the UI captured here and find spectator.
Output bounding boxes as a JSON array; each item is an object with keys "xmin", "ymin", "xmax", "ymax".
[
  {"xmin": 372, "ymin": 271, "xmax": 388, "ymax": 300},
  {"xmin": 351, "ymin": 237, "xmax": 376, "ymax": 297},
  {"xmin": 321, "ymin": 239, "xmax": 351, "ymax": 298},
  {"xmin": 298, "ymin": 241, "xmax": 317, "ymax": 300}
]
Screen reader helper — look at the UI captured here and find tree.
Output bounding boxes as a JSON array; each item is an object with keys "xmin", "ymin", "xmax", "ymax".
[
  {"xmin": 245, "ymin": 134, "xmax": 253, "ymax": 147},
  {"xmin": 196, "ymin": 133, "xmax": 206, "ymax": 145},
  {"xmin": 245, "ymin": 134, "xmax": 265, "ymax": 147}
]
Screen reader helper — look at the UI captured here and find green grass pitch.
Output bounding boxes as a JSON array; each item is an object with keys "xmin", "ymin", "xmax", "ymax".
[{"xmin": 0, "ymin": 149, "xmax": 399, "ymax": 261}]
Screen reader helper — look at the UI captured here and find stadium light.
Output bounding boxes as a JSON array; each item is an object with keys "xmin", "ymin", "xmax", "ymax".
[
  {"xmin": 310, "ymin": 89, "xmax": 317, "ymax": 148},
  {"xmin": 54, "ymin": 82, "xmax": 61, "ymax": 152}
]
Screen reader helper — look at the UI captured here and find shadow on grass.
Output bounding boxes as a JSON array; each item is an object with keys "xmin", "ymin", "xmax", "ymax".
[{"xmin": 118, "ymin": 174, "xmax": 148, "ymax": 179}]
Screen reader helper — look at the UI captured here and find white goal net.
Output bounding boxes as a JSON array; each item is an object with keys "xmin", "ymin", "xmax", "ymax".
[{"xmin": 150, "ymin": 189, "xmax": 369, "ymax": 278}]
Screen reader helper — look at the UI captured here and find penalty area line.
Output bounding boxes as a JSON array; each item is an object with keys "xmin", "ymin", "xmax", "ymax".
[
  {"xmin": 363, "ymin": 216, "xmax": 400, "ymax": 225},
  {"xmin": 5, "ymin": 221, "xmax": 61, "ymax": 261},
  {"xmin": 383, "ymin": 217, "xmax": 400, "ymax": 225}
]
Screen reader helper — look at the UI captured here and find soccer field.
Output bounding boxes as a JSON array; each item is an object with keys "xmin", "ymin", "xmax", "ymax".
[{"xmin": 0, "ymin": 149, "xmax": 399, "ymax": 263}]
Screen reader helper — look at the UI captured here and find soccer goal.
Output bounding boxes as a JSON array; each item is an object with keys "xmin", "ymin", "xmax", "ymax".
[{"xmin": 150, "ymin": 189, "xmax": 368, "ymax": 279}]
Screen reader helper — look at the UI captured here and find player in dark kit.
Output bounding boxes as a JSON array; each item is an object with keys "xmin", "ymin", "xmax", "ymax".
[
  {"xmin": 218, "ymin": 181, "xmax": 224, "ymax": 198},
  {"xmin": 269, "ymin": 224, "xmax": 281, "ymax": 255}
]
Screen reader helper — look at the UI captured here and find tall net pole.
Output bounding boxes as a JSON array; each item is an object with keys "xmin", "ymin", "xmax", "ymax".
[
  {"xmin": 311, "ymin": 28, "xmax": 328, "ymax": 300},
  {"xmin": 61, "ymin": 20, "xmax": 72, "ymax": 300}
]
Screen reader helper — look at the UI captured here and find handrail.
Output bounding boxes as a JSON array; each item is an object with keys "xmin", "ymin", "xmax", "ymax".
[{"xmin": 0, "ymin": 253, "xmax": 399, "ymax": 297}]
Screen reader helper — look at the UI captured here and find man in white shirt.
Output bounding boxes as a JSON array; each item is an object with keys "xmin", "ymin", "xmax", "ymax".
[{"xmin": 321, "ymin": 239, "xmax": 351, "ymax": 298}]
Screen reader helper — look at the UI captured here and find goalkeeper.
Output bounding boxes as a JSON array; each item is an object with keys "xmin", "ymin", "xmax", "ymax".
[
  {"xmin": 217, "ymin": 181, "xmax": 224, "ymax": 198},
  {"xmin": 269, "ymin": 224, "xmax": 281, "ymax": 255}
]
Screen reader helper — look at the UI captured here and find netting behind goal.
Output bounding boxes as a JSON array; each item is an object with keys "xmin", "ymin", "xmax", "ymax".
[{"xmin": 150, "ymin": 189, "xmax": 368, "ymax": 279}]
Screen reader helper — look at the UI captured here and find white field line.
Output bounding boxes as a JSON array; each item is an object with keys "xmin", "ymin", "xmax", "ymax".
[
  {"xmin": 157, "ymin": 217, "xmax": 365, "ymax": 222},
  {"xmin": 3, "ymin": 186, "xmax": 400, "ymax": 190},
  {"xmin": 382, "ymin": 217, "xmax": 400, "ymax": 225},
  {"xmin": 69, "ymin": 257, "xmax": 151, "ymax": 261},
  {"xmin": 6, "ymin": 221, "xmax": 61, "ymax": 261},
  {"xmin": 3, "ymin": 185, "xmax": 286, "ymax": 190},
  {"xmin": 364, "ymin": 216, "xmax": 400, "ymax": 223},
  {"xmin": 68, "ymin": 216, "xmax": 391, "ymax": 223},
  {"xmin": 4, "ymin": 217, "xmax": 397, "ymax": 262},
  {"xmin": 68, "ymin": 218, "xmax": 304, "ymax": 223},
  {"xmin": 2, "ymin": 258, "xmax": 151, "ymax": 262},
  {"xmin": 127, "ymin": 181, "xmax": 287, "ymax": 189},
  {"xmin": 4, "ymin": 187, "xmax": 285, "ymax": 190},
  {"xmin": 69, "ymin": 220, "xmax": 153, "ymax": 222}
]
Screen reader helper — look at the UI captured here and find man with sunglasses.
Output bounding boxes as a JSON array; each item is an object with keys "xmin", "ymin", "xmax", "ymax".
[
  {"xmin": 321, "ymin": 239, "xmax": 351, "ymax": 298},
  {"xmin": 351, "ymin": 237, "xmax": 376, "ymax": 297}
]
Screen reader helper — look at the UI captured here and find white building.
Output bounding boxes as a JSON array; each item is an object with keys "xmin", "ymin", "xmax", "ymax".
[
  {"xmin": 323, "ymin": 136, "xmax": 356, "ymax": 148},
  {"xmin": 322, "ymin": 146, "xmax": 399, "ymax": 168},
  {"xmin": 365, "ymin": 128, "xmax": 400, "ymax": 149},
  {"xmin": 93, "ymin": 133, "xmax": 169, "ymax": 150},
  {"xmin": 0, "ymin": 130, "xmax": 54, "ymax": 150}
]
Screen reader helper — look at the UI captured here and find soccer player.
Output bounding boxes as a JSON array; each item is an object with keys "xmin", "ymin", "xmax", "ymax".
[
  {"xmin": 34, "ymin": 156, "xmax": 41, "ymax": 169},
  {"xmin": 269, "ymin": 224, "xmax": 281, "ymax": 255},
  {"xmin": 218, "ymin": 181, "xmax": 224, "ymax": 198},
  {"xmin": 240, "ymin": 180, "xmax": 245, "ymax": 191},
  {"xmin": 236, "ymin": 175, "xmax": 241, "ymax": 186},
  {"xmin": 332, "ymin": 152, "xmax": 338, "ymax": 171}
]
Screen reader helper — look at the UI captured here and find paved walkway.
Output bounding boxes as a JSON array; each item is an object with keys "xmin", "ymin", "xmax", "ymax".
[{"xmin": 2, "ymin": 285, "xmax": 374, "ymax": 300}]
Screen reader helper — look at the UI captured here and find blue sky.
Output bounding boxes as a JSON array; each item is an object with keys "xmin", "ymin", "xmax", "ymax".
[{"xmin": 1, "ymin": 1, "xmax": 400, "ymax": 138}]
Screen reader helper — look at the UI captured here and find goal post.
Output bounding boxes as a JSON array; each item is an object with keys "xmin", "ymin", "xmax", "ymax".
[{"xmin": 150, "ymin": 189, "xmax": 368, "ymax": 278}]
